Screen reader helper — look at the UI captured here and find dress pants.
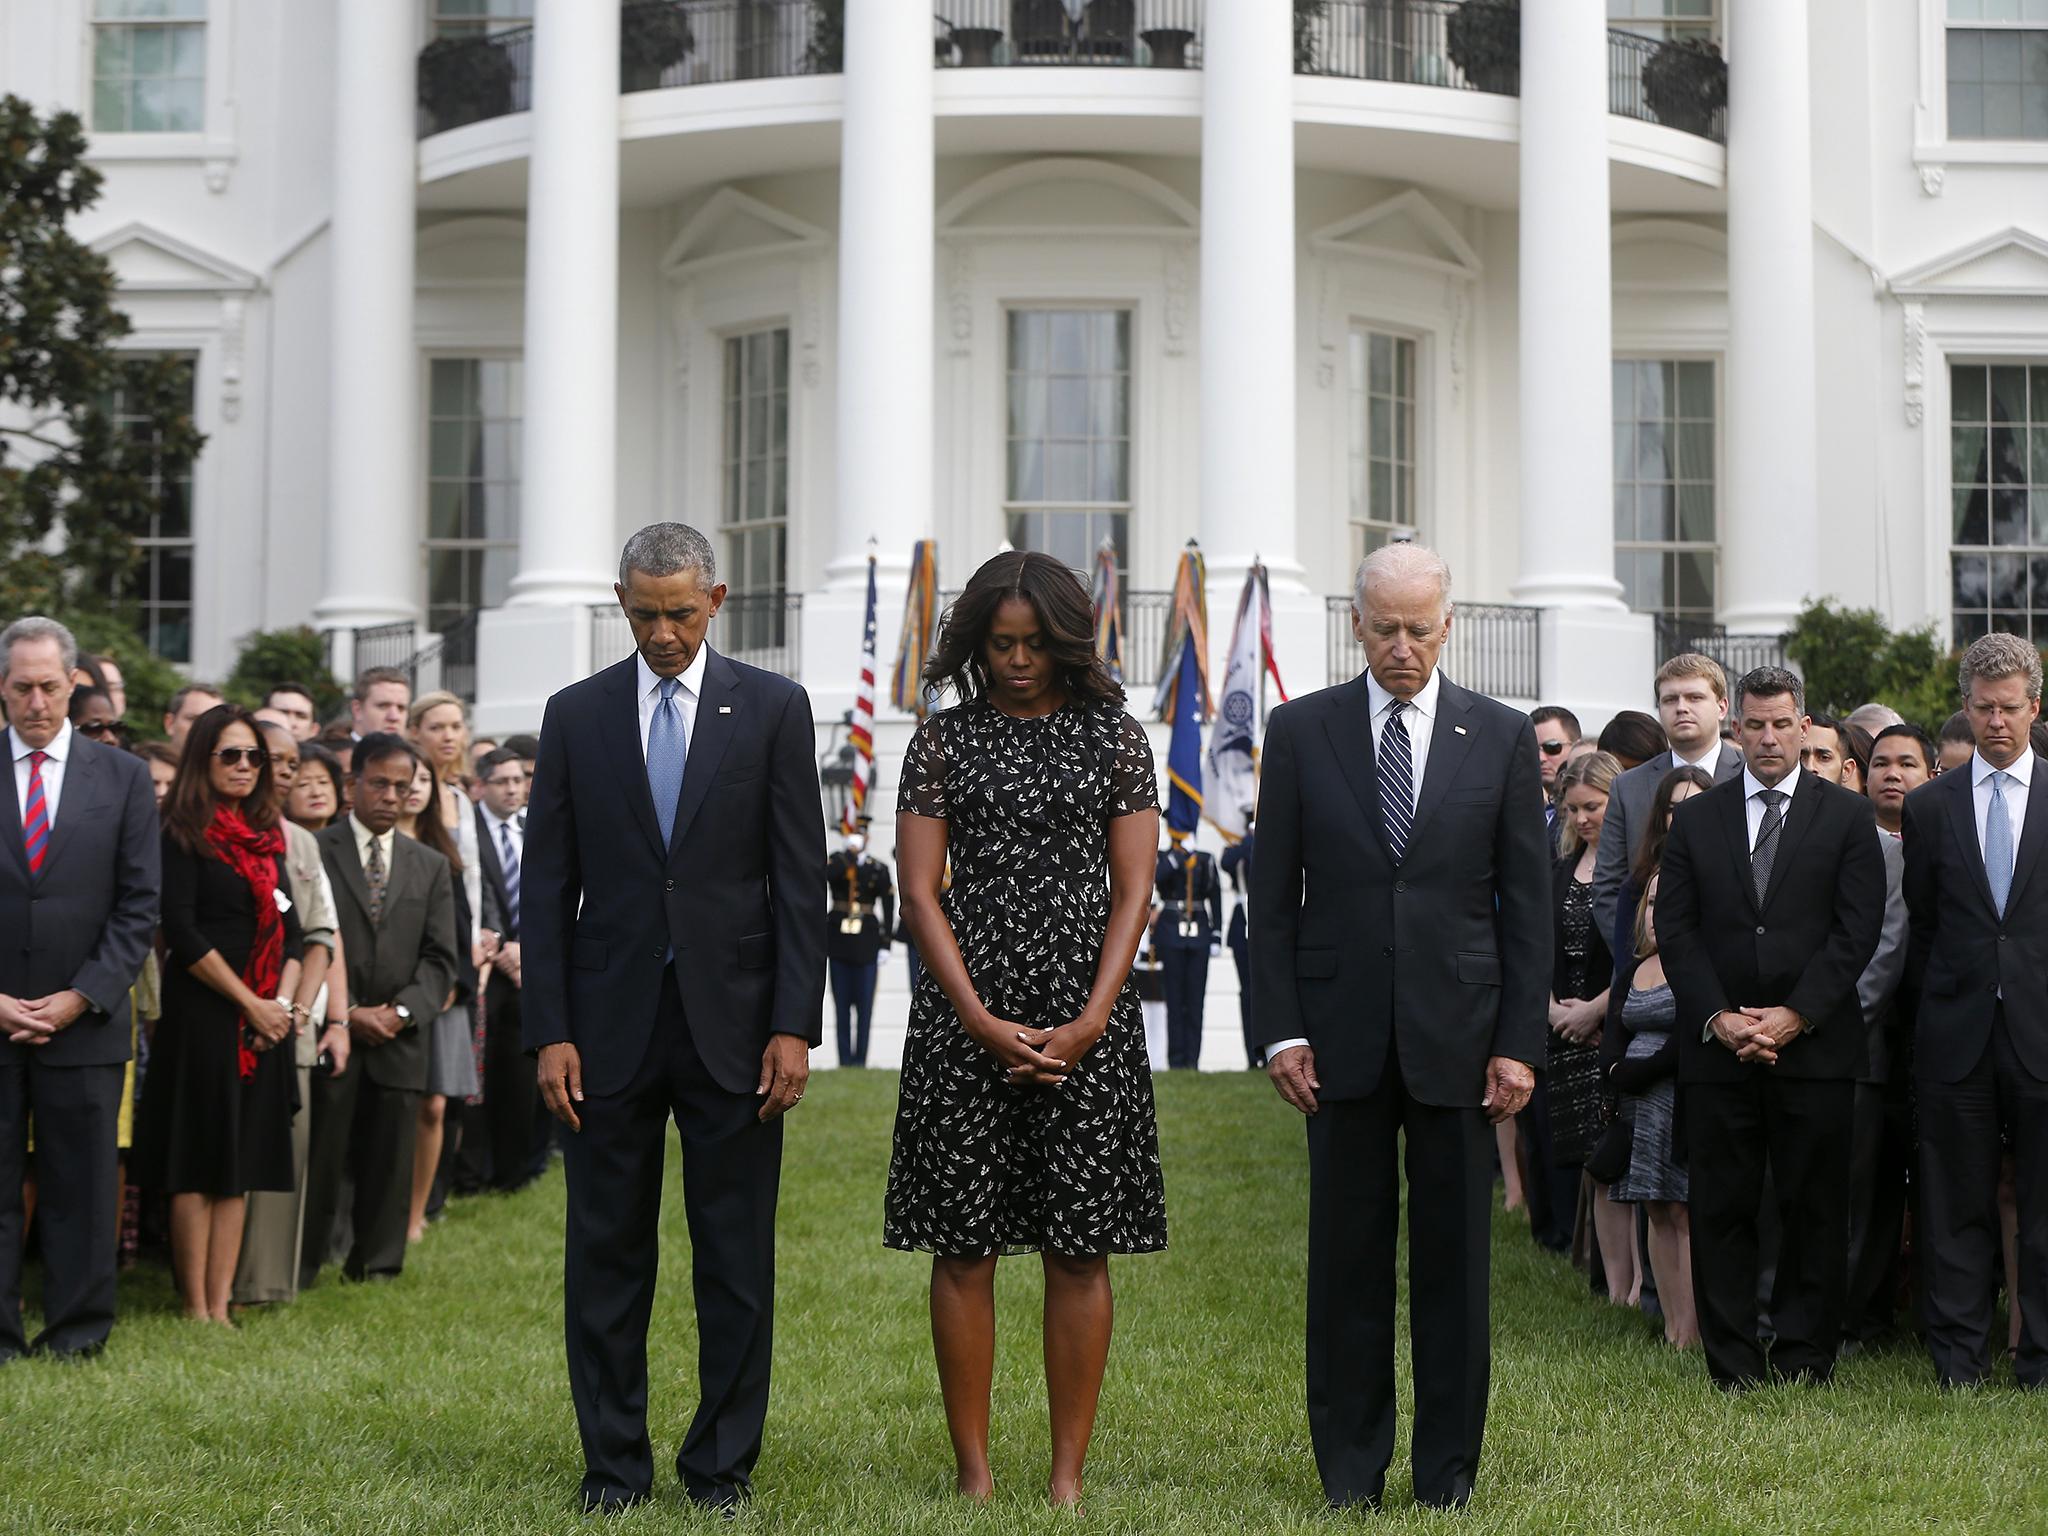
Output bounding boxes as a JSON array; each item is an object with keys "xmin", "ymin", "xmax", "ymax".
[
  {"xmin": 234, "ymin": 1028, "xmax": 317, "ymax": 1305},
  {"xmin": 1306, "ymin": 1035, "xmax": 1492, "ymax": 1509},
  {"xmin": 1918, "ymin": 1008, "xmax": 2048, "ymax": 1388},
  {"xmin": 562, "ymin": 968, "xmax": 783, "ymax": 1508},
  {"xmin": 1683, "ymin": 1075, "xmax": 1854, "ymax": 1387},
  {"xmin": 0, "ymin": 1061, "xmax": 123, "ymax": 1357},
  {"xmin": 828, "ymin": 958, "xmax": 877, "ymax": 1067},
  {"xmin": 476, "ymin": 973, "xmax": 540, "ymax": 1190},
  {"xmin": 1845, "ymin": 1077, "xmax": 1911, "ymax": 1342},
  {"xmin": 299, "ymin": 1049, "xmax": 419, "ymax": 1290},
  {"xmin": 1161, "ymin": 947, "xmax": 1208, "ymax": 1069}
]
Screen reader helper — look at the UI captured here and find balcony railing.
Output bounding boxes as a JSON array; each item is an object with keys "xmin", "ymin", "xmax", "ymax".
[
  {"xmin": 934, "ymin": 0, "xmax": 1203, "ymax": 69},
  {"xmin": 1653, "ymin": 616, "xmax": 1786, "ymax": 678},
  {"xmin": 407, "ymin": 612, "xmax": 481, "ymax": 703},
  {"xmin": 1325, "ymin": 596, "xmax": 1542, "ymax": 698},
  {"xmin": 418, "ymin": 0, "xmax": 831, "ymax": 138},
  {"xmin": 591, "ymin": 591, "xmax": 804, "ymax": 681}
]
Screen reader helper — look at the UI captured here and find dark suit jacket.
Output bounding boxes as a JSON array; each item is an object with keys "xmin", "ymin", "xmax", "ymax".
[
  {"xmin": 473, "ymin": 805, "xmax": 518, "ymax": 943},
  {"xmin": 1658, "ymin": 769, "xmax": 1885, "ymax": 1085},
  {"xmin": 0, "ymin": 731, "xmax": 160, "ymax": 1068},
  {"xmin": 522, "ymin": 648, "xmax": 826, "ymax": 1098},
  {"xmin": 1249, "ymin": 674, "xmax": 1551, "ymax": 1107},
  {"xmin": 1902, "ymin": 758, "xmax": 2048, "ymax": 1084},
  {"xmin": 317, "ymin": 820, "xmax": 459, "ymax": 1093},
  {"xmin": 1591, "ymin": 741, "xmax": 1744, "ymax": 945}
]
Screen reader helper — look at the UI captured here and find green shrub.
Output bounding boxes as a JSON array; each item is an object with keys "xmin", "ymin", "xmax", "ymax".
[
  {"xmin": 1783, "ymin": 599, "xmax": 1961, "ymax": 731},
  {"xmin": 224, "ymin": 626, "xmax": 345, "ymax": 721}
]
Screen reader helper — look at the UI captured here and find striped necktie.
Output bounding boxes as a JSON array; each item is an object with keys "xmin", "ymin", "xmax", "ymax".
[
  {"xmin": 21, "ymin": 750, "xmax": 50, "ymax": 876},
  {"xmin": 498, "ymin": 819, "xmax": 521, "ymax": 935},
  {"xmin": 1379, "ymin": 701, "xmax": 1415, "ymax": 863}
]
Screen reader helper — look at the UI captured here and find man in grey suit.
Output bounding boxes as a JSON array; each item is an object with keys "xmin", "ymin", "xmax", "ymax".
[
  {"xmin": 1591, "ymin": 653, "xmax": 1745, "ymax": 948},
  {"xmin": 0, "ymin": 617, "xmax": 160, "ymax": 1360},
  {"xmin": 300, "ymin": 733, "xmax": 458, "ymax": 1288}
]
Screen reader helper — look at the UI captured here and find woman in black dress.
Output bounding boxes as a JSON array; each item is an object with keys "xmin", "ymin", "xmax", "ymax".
[
  {"xmin": 138, "ymin": 705, "xmax": 303, "ymax": 1323},
  {"xmin": 887, "ymin": 550, "xmax": 1164, "ymax": 1509}
]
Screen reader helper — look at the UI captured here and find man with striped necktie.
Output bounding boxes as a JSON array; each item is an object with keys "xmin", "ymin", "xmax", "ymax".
[
  {"xmin": 0, "ymin": 617, "xmax": 160, "ymax": 1361},
  {"xmin": 1252, "ymin": 543, "xmax": 1549, "ymax": 1512},
  {"xmin": 469, "ymin": 745, "xmax": 539, "ymax": 1191}
]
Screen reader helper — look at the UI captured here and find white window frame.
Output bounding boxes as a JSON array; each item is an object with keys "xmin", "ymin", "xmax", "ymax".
[
  {"xmin": 420, "ymin": 350, "xmax": 524, "ymax": 635},
  {"xmin": 1000, "ymin": 303, "xmax": 1137, "ymax": 581},
  {"xmin": 1346, "ymin": 325, "xmax": 1421, "ymax": 569},
  {"xmin": 1941, "ymin": 354, "xmax": 2048, "ymax": 646},
  {"xmin": 718, "ymin": 323, "xmax": 792, "ymax": 604},
  {"xmin": 1917, "ymin": 0, "xmax": 2048, "ymax": 166},
  {"xmin": 76, "ymin": 0, "xmax": 238, "ymax": 173},
  {"xmin": 1611, "ymin": 355, "xmax": 1722, "ymax": 623}
]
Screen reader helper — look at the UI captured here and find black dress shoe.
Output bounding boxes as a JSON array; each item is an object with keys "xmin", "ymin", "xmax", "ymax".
[
  {"xmin": 1415, "ymin": 1478, "xmax": 1473, "ymax": 1511},
  {"xmin": 579, "ymin": 1485, "xmax": 649, "ymax": 1517},
  {"xmin": 688, "ymin": 1482, "xmax": 752, "ymax": 1520}
]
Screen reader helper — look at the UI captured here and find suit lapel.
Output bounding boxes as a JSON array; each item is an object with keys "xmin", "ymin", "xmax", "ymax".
[
  {"xmin": 1714, "ymin": 742, "xmax": 1744, "ymax": 784},
  {"xmin": 37, "ymin": 741, "xmax": 98, "ymax": 878},
  {"xmin": 2001, "ymin": 755, "xmax": 2048, "ymax": 909},
  {"xmin": 1759, "ymin": 770, "xmax": 1822, "ymax": 911},
  {"xmin": 1717, "ymin": 777, "xmax": 1761, "ymax": 913},
  {"xmin": 668, "ymin": 648, "xmax": 739, "ymax": 861},
  {"xmin": 0, "ymin": 733, "xmax": 24, "ymax": 877},
  {"xmin": 1319, "ymin": 676, "xmax": 1392, "ymax": 865},
  {"xmin": 1406, "ymin": 681, "xmax": 1478, "ymax": 850},
  {"xmin": 598, "ymin": 657, "xmax": 667, "ymax": 861},
  {"xmin": 1943, "ymin": 767, "xmax": 1999, "ymax": 918},
  {"xmin": 323, "ymin": 823, "xmax": 377, "ymax": 927}
]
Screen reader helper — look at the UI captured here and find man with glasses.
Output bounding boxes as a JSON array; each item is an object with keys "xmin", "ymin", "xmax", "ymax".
[
  {"xmin": 1529, "ymin": 706, "xmax": 1581, "ymax": 848},
  {"xmin": 466, "ymin": 746, "xmax": 540, "ymax": 1192}
]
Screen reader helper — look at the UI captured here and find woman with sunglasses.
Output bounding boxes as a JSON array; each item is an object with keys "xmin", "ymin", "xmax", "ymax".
[{"xmin": 135, "ymin": 705, "xmax": 305, "ymax": 1324}]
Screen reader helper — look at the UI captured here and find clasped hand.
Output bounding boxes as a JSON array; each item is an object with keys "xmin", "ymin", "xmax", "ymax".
[
  {"xmin": 970, "ymin": 1009, "xmax": 1097, "ymax": 1088},
  {"xmin": 1712, "ymin": 1005, "xmax": 1806, "ymax": 1065},
  {"xmin": 0, "ymin": 989, "xmax": 90, "ymax": 1046},
  {"xmin": 1548, "ymin": 995, "xmax": 1604, "ymax": 1046}
]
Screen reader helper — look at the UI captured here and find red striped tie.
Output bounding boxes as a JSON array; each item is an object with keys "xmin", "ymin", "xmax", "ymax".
[{"xmin": 22, "ymin": 750, "xmax": 50, "ymax": 876}]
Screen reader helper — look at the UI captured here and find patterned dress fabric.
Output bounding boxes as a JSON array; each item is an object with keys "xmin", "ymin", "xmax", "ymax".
[
  {"xmin": 1610, "ymin": 981, "xmax": 1688, "ymax": 1204},
  {"xmin": 1548, "ymin": 875, "xmax": 1607, "ymax": 1166},
  {"xmin": 884, "ymin": 698, "xmax": 1168, "ymax": 1258}
]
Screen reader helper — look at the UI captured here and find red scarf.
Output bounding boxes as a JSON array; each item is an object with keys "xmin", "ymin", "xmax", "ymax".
[{"xmin": 205, "ymin": 804, "xmax": 286, "ymax": 1082}]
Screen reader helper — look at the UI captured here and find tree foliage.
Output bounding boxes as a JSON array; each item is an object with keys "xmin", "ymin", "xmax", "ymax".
[
  {"xmin": 225, "ymin": 626, "xmax": 345, "ymax": 722},
  {"xmin": 0, "ymin": 94, "xmax": 206, "ymax": 620},
  {"xmin": 1783, "ymin": 598, "xmax": 1961, "ymax": 731}
]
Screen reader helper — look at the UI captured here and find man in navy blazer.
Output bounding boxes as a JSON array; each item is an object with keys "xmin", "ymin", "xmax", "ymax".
[
  {"xmin": 0, "ymin": 617, "xmax": 160, "ymax": 1360},
  {"xmin": 523, "ymin": 523, "xmax": 825, "ymax": 1517}
]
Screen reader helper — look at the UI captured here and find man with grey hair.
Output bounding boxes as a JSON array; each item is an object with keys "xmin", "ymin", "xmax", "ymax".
[
  {"xmin": 1902, "ymin": 630, "xmax": 2048, "ymax": 1388},
  {"xmin": 1, "ymin": 616, "xmax": 161, "ymax": 1360},
  {"xmin": 1254, "ymin": 542, "xmax": 1548, "ymax": 1510},
  {"xmin": 524, "ymin": 522, "xmax": 824, "ymax": 1514},
  {"xmin": 1658, "ymin": 664, "xmax": 1884, "ymax": 1389}
]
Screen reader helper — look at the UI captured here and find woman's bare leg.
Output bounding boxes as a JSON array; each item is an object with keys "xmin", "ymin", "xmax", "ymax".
[
  {"xmin": 1043, "ymin": 1252, "xmax": 1113, "ymax": 1508},
  {"xmin": 408, "ymin": 1094, "xmax": 446, "ymax": 1243},
  {"xmin": 931, "ymin": 1254, "xmax": 998, "ymax": 1499},
  {"xmin": 1591, "ymin": 1182, "xmax": 1641, "ymax": 1307}
]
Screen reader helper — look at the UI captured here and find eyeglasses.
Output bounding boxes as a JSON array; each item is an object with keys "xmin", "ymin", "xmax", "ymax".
[
  {"xmin": 76, "ymin": 719, "xmax": 120, "ymax": 737},
  {"xmin": 212, "ymin": 747, "xmax": 271, "ymax": 767},
  {"xmin": 1539, "ymin": 739, "xmax": 1569, "ymax": 756}
]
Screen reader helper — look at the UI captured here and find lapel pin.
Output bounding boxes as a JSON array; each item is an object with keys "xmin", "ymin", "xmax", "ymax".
[
  {"xmin": 1453, "ymin": 724, "xmax": 1469, "ymax": 736},
  {"xmin": 718, "ymin": 705, "xmax": 733, "ymax": 714}
]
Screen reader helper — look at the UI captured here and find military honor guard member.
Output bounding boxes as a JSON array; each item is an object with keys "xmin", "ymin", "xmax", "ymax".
[
  {"xmin": 1151, "ymin": 833, "xmax": 1222, "ymax": 1069},
  {"xmin": 824, "ymin": 824, "xmax": 895, "ymax": 1067}
]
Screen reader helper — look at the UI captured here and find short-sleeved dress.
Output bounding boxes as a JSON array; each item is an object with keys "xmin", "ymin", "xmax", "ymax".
[{"xmin": 883, "ymin": 698, "xmax": 1168, "ymax": 1258}]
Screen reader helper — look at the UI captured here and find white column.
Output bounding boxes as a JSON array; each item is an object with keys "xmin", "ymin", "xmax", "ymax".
[
  {"xmin": 1512, "ymin": 0, "xmax": 1649, "ymax": 719},
  {"xmin": 1721, "ymin": 0, "xmax": 1815, "ymax": 635},
  {"xmin": 830, "ymin": 0, "xmax": 933, "ymax": 583},
  {"xmin": 1198, "ymin": 0, "xmax": 1316, "ymax": 688},
  {"xmin": 507, "ymin": 0, "xmax": 620, "ymax": 608},
  {"xmin": 314, "ymin": 0, "xmax": 418, "ymax": 659}
]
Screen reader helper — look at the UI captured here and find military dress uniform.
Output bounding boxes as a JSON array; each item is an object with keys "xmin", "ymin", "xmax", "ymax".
[
  {"xmin": 1220, "ymin": 830, "xmax": 1257, "ymax": 1067},
  {"xmin": 1150, "ymin": 841, "xmax": 1222, "ymax": 1069},
  {"xmin": 824, "ymin": 849, "xmax": 896, "ymax": 1066}
]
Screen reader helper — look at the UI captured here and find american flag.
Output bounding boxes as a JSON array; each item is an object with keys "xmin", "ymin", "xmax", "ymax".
[{"xmin": 843, "ymin": 550, "xmax": 878, "ymax": 833}]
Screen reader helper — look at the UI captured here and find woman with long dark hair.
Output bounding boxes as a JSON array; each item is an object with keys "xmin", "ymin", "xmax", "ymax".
[
  {"xmin": 136, "ymin": 705, "xmax": 304, "ymax": 1323},
  {"xmin": 885, "ymin": 550, "xmax": 1166, "ymax": 1509}
]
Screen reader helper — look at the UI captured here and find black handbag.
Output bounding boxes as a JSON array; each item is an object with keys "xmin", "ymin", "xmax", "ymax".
[{"xmin": 1585, "ymin": 1114, "xmax": 1634, "ymax": 1186}]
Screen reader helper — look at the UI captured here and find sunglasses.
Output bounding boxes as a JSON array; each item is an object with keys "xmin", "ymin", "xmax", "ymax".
[
  {"xmin": 76, "ymin": 719, "xmax": 120, "ymax": 737},
  {"xmin": 1539, "ymin": 740, "xmax": 1570, "ymax": 756},
  {"xmin": 212, "ymin": 747, "xmax": 271, "ymax": 767}
]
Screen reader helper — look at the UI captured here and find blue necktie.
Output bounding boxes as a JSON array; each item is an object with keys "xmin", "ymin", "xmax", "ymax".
[
  {"xmin": 497, "ymin": 819, "xmax": 521, "ymax": 935},
  {"xmin": 1986, "ymin": 770, "xmax": 2015, "ymax": 918},
  {"xmin": 1379, "ymin": 700, "xmax": 1415, "ymax": 863},
  {"xmin": 648, "ymin": 677, "xmax": 687, "ymax": 848}
]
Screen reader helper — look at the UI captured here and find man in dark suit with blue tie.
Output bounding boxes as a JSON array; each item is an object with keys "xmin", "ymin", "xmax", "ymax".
[
  {"xmin": 0, "ymin": 617, "xmax": 160, "ymax": 1361},
  {"xmin": 523, "ymin": 523, "xmax": 826, "ymax": 1517}
]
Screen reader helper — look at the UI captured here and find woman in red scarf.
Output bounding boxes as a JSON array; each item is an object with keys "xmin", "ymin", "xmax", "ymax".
[{"xmin": 135, "ymin": 705, "xmax": 304, "ymax": 1323}]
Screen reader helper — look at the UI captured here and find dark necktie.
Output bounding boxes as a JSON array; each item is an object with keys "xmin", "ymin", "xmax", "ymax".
[
  {"xmin": 366, "ymin": 834, "xmax": 387, "ymax": 925},
  {"xmin": 1379, "ymin": 700, "xmax": 1415, "ymax": 863},
  {"xmin": 1751, "ymin": 788, "xmax": 1787, "ymax": 905},
  {"xmin": 21, "ymin": 750, "xmax": 50, "ymax": 876},
  {"xmin": 498, "ymin": 819, "xmax": 521, "ymax": 934}
]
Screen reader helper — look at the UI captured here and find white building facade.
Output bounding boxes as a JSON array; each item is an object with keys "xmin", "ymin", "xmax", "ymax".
[{"xmin": 8, "ymin": 0, "xmax": 2048, "ymax": 1062}]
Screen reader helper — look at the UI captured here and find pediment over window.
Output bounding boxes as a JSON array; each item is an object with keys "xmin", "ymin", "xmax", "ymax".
[
  {"xmin": 89, "ymin": 222, "xmax": 256, "ymax": 293},
  {"xmin": 938, "ymin": 160, "xmax": 1198, "ymax": 236},
  {"xmin": 1310, "ymin": 190, "xmax": 1481, "ymax": 279},
  {"xmin": 660, "ymin": 189, "xmax": 829, "ymax": 280},
  {"xmin": 1612, "ymin": 219, "xmax": 1726, "ymax": 293},
  {"xmin": 418, "ymin": 217, "xmax": 527, "ymax": 287},
  {"xmin": 1892, "ymin": 227, "xmax": 2048, "ymax": 298}
]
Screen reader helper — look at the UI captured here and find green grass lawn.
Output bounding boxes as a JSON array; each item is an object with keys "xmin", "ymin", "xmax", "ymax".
[{"xmin": 3, "ymin": 1071, "xmax": 2044, "ymax": 1534}]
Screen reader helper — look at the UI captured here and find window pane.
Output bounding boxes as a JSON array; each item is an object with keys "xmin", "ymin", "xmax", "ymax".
[
  {"xmin": 1048, "ymin": 376, "xmax": 1090, "ymax": 438},
  {"xmin": 1008, "ymin": 441, "xmax": 1044, "ymax": 501},
  {"xmin": 1995, "ymin": 487, "xmax": 2031, "ymax": 544},
  {"xmin": 1677, "ymin": 421, "xmax": 1714, "ymax": 480},
  {"xmin": 1043, "ymin": 442, "xmax": 1089, "ymax": 502},
  {"xmin": 1008, "ymin": 374, "xmax": 1046, "ymax": 439},
  {"xmin": 1954, "ymin": 426, "xmax": 1990, "ymax": 483},
  {"xmin": 1955, "ymin": 485, "xmax": 1990, "ymax": 544},
  {"xmin": 1369, "ymin": 334, "xmax": 1393, "ymax": 394},
  {"xmin": 1994, "ymin": 425, "xmax": 2028, "ymax": 483},
  {"xmin": 1677, "ymin": 361, "xmax": 1714, "ymax": 419},
  {"xmin": 1675, "ymin": 549, "xmax": 1714, "ymax": 612},
  {"xmin": 1954, "ymin": 366, "xmax": 1990, "ymax": 423},
  {"xmin": 1091, "ymin": 442, "xmax": 1128, "ymax": 503},
  {"xmin": 1677, "ymin": 481, "xmax": 1715, "ymax": 543},
  {"xmin": 1638, "ymin": 484, "xmax": 1674, "ymax": 542},
  {"xmin": 1048, "ymin": 312, "xmax": 1088, "ymax": 373},
  {"xmin": 1993, "ymin": 552, "xmax": 2029, "ymax": 607},
  {"xmin": 1951, "ymin": 84, "xmax": 1987, "ymax": 138},
  {"xmin": 1994, "ymin": 365, "xmax": 2029, "ymax": 420}
]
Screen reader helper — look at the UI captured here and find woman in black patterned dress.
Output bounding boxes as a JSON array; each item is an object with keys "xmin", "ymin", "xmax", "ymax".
[{"xmin": 886, "ymin": 550, "xmax": 1165, "ymax": 1509}]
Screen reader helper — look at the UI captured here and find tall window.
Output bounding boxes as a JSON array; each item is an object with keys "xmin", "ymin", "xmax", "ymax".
[
  {"xmin": 430, "ymin": 0, "xmax": 534, "ymax": 38},
  {"xmin": 1947, "ymin": 2, "xmax": 2048, "ymax": 140},
  {"xmin": 1613, "ymin": 359, "xmax": 1717, "ymax": 621},
  {"xmin": 1949, "ymin": 361, "xmax": 2048, "ymax": 644},
  {"xmin": 92, "ymin": 0, "xmax": 206, "ymax": 134},
  {"xmin": 105, "ymin": 356, "xmax": 197, "ymax": 663},
  {"xmin": 1005, "ymin": 309, "xmax": 1131, "ymax": 574},
  {"xmin": 1606, "ymin": 0, "xmax": 1718, "ymax": 41},
  {"xmin": 1348, "ymin": 329, "xmax": 1417, "ymax": 566},
  {"xmin": 721, "ymin": 328, "xmax": 789, "ymax": 652},
  {"xmin": 425, "ymin": 357, "xmax": 522, "ymax": 635}
]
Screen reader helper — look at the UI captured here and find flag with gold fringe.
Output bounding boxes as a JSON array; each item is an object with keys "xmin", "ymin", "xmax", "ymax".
[
  {"xmin": 1156, "ymin": 542, "xmax": 1211, "ymax": 840},
  {"xmin": 1091, "ymin": 539, "xmax": 1123, "ymax": 685},
  {"xmin": 843, "ymin": 550, "xmax": 878, "ymax": 833},
  {"xmin": 891, "ymin": 539, "xmax": 940, "ymax": 718}
]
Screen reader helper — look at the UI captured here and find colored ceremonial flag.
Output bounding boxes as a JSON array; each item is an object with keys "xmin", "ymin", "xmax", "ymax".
[
  {"xmin": 1153, "ymin": 541, "xmax": 1211, "ymax": 723},
  {"xmin": 891, "ymin": 539, "xmax": 940, "ymax": 718},
  {"xmin": 1157, "ymin": 542, "xmax": 1211, "ymax": 839},
  {"xmin": 1206, "ymin": 561, "xmax": 1288, "ymax": 844},
  {"xmin": 1092, "ymin": 539, "xmax": 1123, "ymax": 684},
  {"xmin": 843, "ymin": 551, "xmax": 878, "ymax": 833}
]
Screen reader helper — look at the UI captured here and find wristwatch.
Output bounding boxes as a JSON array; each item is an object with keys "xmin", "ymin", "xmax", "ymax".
[{"xmin": 394, "ymin": 1003, "xmax": 414, "ymax": 1029}]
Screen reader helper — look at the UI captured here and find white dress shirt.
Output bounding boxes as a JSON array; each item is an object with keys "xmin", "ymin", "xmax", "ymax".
[
  {"xmin": 1971, "ymin": 747, "xmax": 2033, "ymax": 865},
  {"xmin": 1268, "ymin": 669, "xmax": 1446, "ymax": 1062},
  {"xmin": 349, "ymin": 811, "xmax": 396, "ymax": 879},
  {"xmin": 636, "ymin": 645, "xmax": 706, "ymax": 765},
  {"xmin": 8, "ymin": 720, "xmax": 72, "ymax": 831},
  {"xmin": 1675, "ymin": 739, "xmax": 1725, "ymax": 775},
  {"xmin": 1741, "ymin": 763, "xmax": 1803, "ymax": 851}
]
